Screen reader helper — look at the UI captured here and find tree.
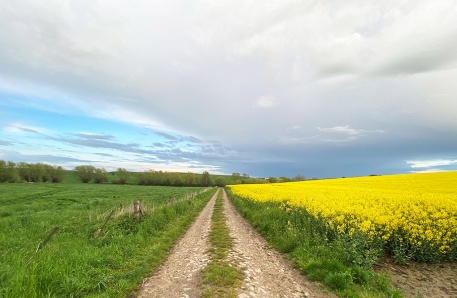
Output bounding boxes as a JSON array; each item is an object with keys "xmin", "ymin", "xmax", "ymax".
[
  {"xmin": 41, "ymin": 164, "xmax": 53, "ymax": 182},
  {"xmin": 171, "ymin": 172, "xmax": 184, "ymax": 186},
  {"xmin": 17, "ymin": 162, "xmax": 32, "ymax": 182},
  {"xmin": 232, "ymin": 172, "xmax": 241, "ymax": 183},
  {"xmin": 293, "ymin": 174, "xmax": 306, "ymax": 181},
  {"xmin": 214, "ymin": 177, "xmax": 226, "ymax": 187},
  {"xmin": 29, "ymin": 163, "xmax": 46, "ymax": 182},
  {"xmin": 241, "ymin": 173, "xmax": 250, "ymax": 183},
  {"xmin": 94, "ymin": 168, "xmax": 108, "ymax": 184},
  {"xmin": 267, "ymin": 177, "xmax": 277, "ymax": 183},
  {"xmin": 50, "ymin": 166, "xmax": 65, "ymax": 183},
  {"xmin": 75, "ymin": 165, "xmax": 95, "ymax": 183},
  {"xmin": 115, "ymin": 168, "xmax": 129, "ymax": 184},
  {"xmin": 0, "ymin": 160, "xmax": 19, "ymax": 183},
  {"xmin": 200, "ymin": 171, "xmax": 213, "ymax": 186},
  {"xmin": 185, "ymin": 172, "xmax": 196, "ymax": 186},
  {"xmin": 278, "ymin": 176, "xmax": 292, "ymax": 183},
  {"xmin": 137, "ymin": 171, "xmax": 148, "ymax": 185}
]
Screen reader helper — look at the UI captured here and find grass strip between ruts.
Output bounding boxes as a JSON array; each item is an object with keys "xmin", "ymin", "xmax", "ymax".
[{"xmin": 200, "ymin": 189, "xmax": 243, "ymax": 298}]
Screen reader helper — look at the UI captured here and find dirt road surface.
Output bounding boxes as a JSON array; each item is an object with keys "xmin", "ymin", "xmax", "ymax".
[
  {"xmin": 221, "ymin": 190, "xmax": 332, "ymax": 298},
  {"xmin": 137, "ymin": 189, "xmax": 333, "ymax": 297},
  {"xmin": 137, "ymin": 191, "xmax": 215, "ymax": 298}
]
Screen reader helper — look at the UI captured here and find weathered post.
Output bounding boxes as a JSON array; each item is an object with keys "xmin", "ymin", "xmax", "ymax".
[{"xmin": 133, "ymin": 200, "xmax": 144, "ymax": 218}]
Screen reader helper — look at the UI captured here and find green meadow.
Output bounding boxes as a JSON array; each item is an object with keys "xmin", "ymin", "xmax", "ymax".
[{"xmin": 0, "ymin": 182, "xmax": 216, "ymax": 297}]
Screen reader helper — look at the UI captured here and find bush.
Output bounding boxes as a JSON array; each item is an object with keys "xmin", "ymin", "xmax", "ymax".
[
  {"xmin": 0, "ymin": 160, "xmax": 19, "ymax": 183},
  {"xmin": 214, "ymin": 177, "xmax": 227, "ymax": 187},
  {"xmin": 74, "ymin": 165, "xmax": 95, "ymax": 183},
  {"xmin": 113, "ymin": 168, "xmax": 129, "ymax": 184},
  {"xmin": 94, "ymin": 168, "xmax": 108, "ymax": 184},
  {"xmin": 50, "ymin": 165, "xmax": 65, "ymax": 183}
]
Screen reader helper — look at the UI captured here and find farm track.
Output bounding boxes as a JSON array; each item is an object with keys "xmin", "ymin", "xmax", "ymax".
[
  {"xmin": 137, "ymin": 189, "xmax": 332, "ymax": 298},
  {"xmin": 137, "ymin": 190, "xmax": 215, "ymax": 298}
]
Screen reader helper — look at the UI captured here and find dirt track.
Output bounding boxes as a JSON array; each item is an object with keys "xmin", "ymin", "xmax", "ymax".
[
  {"xmin": 137, "ymin": 190, "xmax": 215, "ymax": 298},
  {"xmin": 137, "ymin": 189, "xmax": 332, "ymax": 297}
]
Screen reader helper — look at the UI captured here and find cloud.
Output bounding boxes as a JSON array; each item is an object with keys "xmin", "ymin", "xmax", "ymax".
[
  {"xmin": 45, "ymin": 129, "xmax": 238, "ymax": 169},
  {"xmin": 318, "ymin": 126, "xmax": 364, "ymax": 136},
  {"xmin": 0, "ymin": 149, "xmax": 91, "ymax": 164},
  {"xmin": 406, "ymin": 159, "xmax": 457, "ymax": 168},
  {"xmin": 1, "ymin": 1, "xmax": 457, "ymax": 177},
  {"xmin": 316, "ymin": 126, "xmax": 384, "ymax": 141},
  {"xmin": 255, "ymin": 96, "xmax": 278, "ymax": 108},
  {"xmin": 73, "ymin": 133, "xmax": 114, "ymax": 140},
  {"xmin": 0, "ymin": 140, "xmax": 12, "ymax": 146},
  {"xmin": 155, "ymin": 131, "xmax": 179, "ymax": 141},
  {"xmin": 4, "ymin": 123, "xmax": 46, "ymax": 135},
  {"xmin": 410, "ymin": 169, "xmax": 447, "ymax": 174}
]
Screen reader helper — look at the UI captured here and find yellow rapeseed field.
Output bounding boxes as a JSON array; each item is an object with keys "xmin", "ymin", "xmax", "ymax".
[{"xmin": 229, "ymin": 172, "xmax": 457, "ymax": 261}]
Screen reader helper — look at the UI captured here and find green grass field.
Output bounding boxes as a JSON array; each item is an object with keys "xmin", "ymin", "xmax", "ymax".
[{"xmin": 0, "ymin": 183, "xmax": 216, "ymax": 297}]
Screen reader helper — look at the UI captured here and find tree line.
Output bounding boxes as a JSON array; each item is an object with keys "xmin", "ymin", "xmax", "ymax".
[
  {"xmin": 0, "ymin": 161, "xmax": 226, "ymax": 186},
  {"xmin": 137, "ymin": 169, "xmax": 226, "ymax": 187},
  {"xmin": 74, "ymin": 165, "xmax": 128, "ymax": 184},
  {"xmin": 74, "ymin": 166, "xmax": 226, "ymax": 186},
  {"xmin": 1, "ymin": 160, "xmax": 305, "ymax": 186},
  {"xmin": 230, "ymin": 172, "xmax": 306, "ymax": 184},
  {"xmin": 0, "ymin": 160, "xmax": 65, "ymax": 183}
]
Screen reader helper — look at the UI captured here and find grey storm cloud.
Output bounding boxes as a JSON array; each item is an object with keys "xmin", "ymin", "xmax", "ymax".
[
  {"xmin": 73, "ymin": 133, "xmax": 115, "ymax": 140},
  {"xmin": 42, "ymin": 131, "xmax": 236, "ymax": 168},
  {"xmin": 0, "ymin": 149, "xmax": 92, "ymax": 164},
  {"xmin": 0, "ymin": 140, "xmax": 13, "ymax": 146}
]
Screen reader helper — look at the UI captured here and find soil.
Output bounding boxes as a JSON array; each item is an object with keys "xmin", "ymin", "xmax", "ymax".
[
  {"xmin": 137, "ymin": 189, "xmax": 456, "ymax": 297},
  {"xmin": 374, "ymin": 259, "xmax": 457, "ymax": 298}
]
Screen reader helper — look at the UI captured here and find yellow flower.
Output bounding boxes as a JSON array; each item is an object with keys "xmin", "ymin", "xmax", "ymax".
[{"xmin": 229, "ymin": 171, "xmax": 457, "ymax": 259}]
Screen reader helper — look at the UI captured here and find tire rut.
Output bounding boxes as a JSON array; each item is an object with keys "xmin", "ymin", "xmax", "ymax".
[
  {"xmin": 137, "ymin": 191, "xmax": 217, "ymax": 298},
  {"xmin": 222, "ymin": 189, "xmax": 334, "ymax": 298}
]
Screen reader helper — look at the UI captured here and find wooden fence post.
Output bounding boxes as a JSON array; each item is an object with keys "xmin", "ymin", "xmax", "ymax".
[
  {"xmin": 133, "ymin": 200, "xmax": 144, "ymax": 218},
  {"xmin": 94, "ymin": 210, "xmax": 115, "ymax": 238}
]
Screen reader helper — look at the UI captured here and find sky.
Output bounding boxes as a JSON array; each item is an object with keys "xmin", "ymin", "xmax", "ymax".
[{"xmin": 1, "ymin": 0, "xmax": 457, "ymax": 178}]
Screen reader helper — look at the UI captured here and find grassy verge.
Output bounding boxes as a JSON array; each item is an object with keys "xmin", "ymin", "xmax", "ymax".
[
  {"xmin": 226, "ymin": 189, "xmax": 402, "ymax": 298},
  {"xmin": 200, "ymin": 189, "xmax": 243, "ymax": 298},
  {"xmin": 0, "ymin": 183, "xmax": 215, "ymax": 297}
]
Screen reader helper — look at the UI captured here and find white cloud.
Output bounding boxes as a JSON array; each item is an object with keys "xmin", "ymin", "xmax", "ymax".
[
  {"xmin": 318, "ymin": 126, "xmax": 384, "ymax": 137},
  {"xmin": 4, "ymin": 123, "xmax": 48, "ymax": 135},
  {"xmin": 318, "ymin": 125, "xmax": 363, "ymax": 136},
  {"xmin": 278, "ymin": 125, "xmax": 385, "ymax": 145},
  {"xmin": 411, "ymin": 169, "xmax": 446, "ymax": 174},
  {"xmin": 255, "ymin": 96, "xmax": 277, "ymax": 108},
  {"xmin": 406, "ymin": 159, "xmax": 457, "ymax": 168}
]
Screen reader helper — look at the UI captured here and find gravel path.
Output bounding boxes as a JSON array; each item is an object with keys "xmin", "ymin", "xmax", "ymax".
[
  {"xmin": 137, "ymin": 189, "xmax": 333, "ymax": 297},
  {"xmin": 222, "ymin": 189, "xmax": 333, "ymax": 298},
  {"xmin": 137, "ymin": 191, "xmax": 216, "ymax": 298}
]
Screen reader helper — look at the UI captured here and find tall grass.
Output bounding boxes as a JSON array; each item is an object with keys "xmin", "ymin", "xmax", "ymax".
[{"xmin": 0, "ymin": 183, "xmax": 215, "ymax": 297}]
